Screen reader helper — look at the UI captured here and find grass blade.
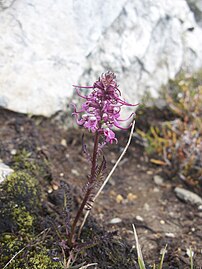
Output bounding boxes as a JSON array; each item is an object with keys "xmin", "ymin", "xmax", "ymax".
[
  {"xmin": 132, "ymin": 224, "xmax": 146, "ymax": 269},
  {"xmin": 158, "ymin": 245, "xmax": 167, "ymax": 269}
]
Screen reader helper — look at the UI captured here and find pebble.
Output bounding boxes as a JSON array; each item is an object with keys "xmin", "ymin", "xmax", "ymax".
[
  {"xmin": 60, "ymin": 139, "xmax": 67, "ymax": 147},
  {"xmin": 198, "ymin": 205, "xmax": 202, "ymax": 211},
  {"xmin": 153, "ymin": 187, "xmax": 160, "ymax": 192},
  {"xmin": 136, "ymin": 215, "xmax": 144, "ymax": 222},
  {"xmin": 110, "ymin": 190, "xmax": 116, "ymax": 196},
  {"xmin": 127, "ymin": 193, "xmax": 137, "ymax": 201},
  {"xmin": 109, "ymin": 217, "xmax": 122, "ymax": 224},
  {"xmin": 144, "ymin": 203, "xmax": 150, "ymax": 211},
  {"xmin": 165, "ymin": 232, "xmax": 175, "ymax": 238},
  {"xmin": 71, "ymin": 169, "xmax": 80, "ymax": 176},
  {"xmin": 160, "ymin": 220, "xmax": 165, "ymax": 224},
  {"xmin": 52, "ymin": 184, "xmax": 59, "ymax": 190},
  {"xmin": 10, "ymin": 149, "xmax": 17, "ymax": 155},
  {"xmin": 174, "ymin": 187, "xmax": 202, "ymax": 206},
  {"xmin": 116, "ymin": 194, "xmax": 124, "ymax": 203},
  {"xmin": 153, "ymin": 175, "xmax": 164, "ymax": 186},
  {"xmin": 0, "ymin": 162, "xmax": 14, "ymax": 184}
]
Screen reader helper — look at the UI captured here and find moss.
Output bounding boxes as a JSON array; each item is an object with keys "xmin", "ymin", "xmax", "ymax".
[
  {"xmin": 11, "ymin": 205, "xmax": 34, "ymax": 232},
  {"xmin": 12, "ymin": 148, "xmax": 52, "ymax": 182},
  {"xmin": 0, "ymin": 166, "xmax": 63, "ymax": 269},
  {"xmin": 0, "ymin": 234, "xmax": 62, "ymax": 269},
  {"xmin": 28, "ymin": 249, "xmax": 61, "ymax": 269},
  {"xmin": 0, "ymin": 171, "xmax": 40, "ymax": 233}
]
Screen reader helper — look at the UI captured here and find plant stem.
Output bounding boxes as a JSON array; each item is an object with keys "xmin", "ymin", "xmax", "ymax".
[
  {"xmin": 69, "ymin": 131, "xmax": 100, "ymax": 245},
  {"xmin": 78, "ymin": 118, "xmax": 136, "ymax": 238}
]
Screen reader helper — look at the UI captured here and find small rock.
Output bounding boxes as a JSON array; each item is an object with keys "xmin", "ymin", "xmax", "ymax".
[
  {"xmin": 10, "ymin": 149, "xmax": 17, "ymax": 155},
  {"xmin": 127, "ymin": 192, "xmax": 137, "ymax": 201},
  {"xmin": 174, "ymin": 187, "xmax": 202, "ymax": 206},
  {"xmin": 116, "ymin": 194, "xmax": 124, "ymax": 203},
  {"xmin": 47, "ymin": 188, "xmax": 53, "ymax": 194},
  {"xmin": 153, "ymin": 187, "xmax": 160, "ymax": 192},
  {"xmin": 165, "ymin": 232, "xmax": 175, "ymax": 238},
  {"xmin": 160, "ymin": 220, "xmax": 165, "ymax": 225},
  {"xmin": 52, "ymin": 183, "xmax": 59, "ymax": 190},
  {"xmin": 61, "ymin": 139, "xmax": 67, "ymax": 147},
  {"xmin": 71, "ymin": 169, "xmax": 80, "ymax": 176},
  {"xmin": 0, "ymin": 162, "xmax": 14, "ymax": 184},
  {"xmin": 153, "ymin": 175, "xmax": 164, "ymax": 186},
  {"xmin": 136, "ymin": 215, "xmax": 144, "ymax": 222},
  {"xmin": 110, "ymin": 190, "xmax": 116, "ymax": 196},
  {"xmin": 109, "ymin": 217, "xmax": 122, "ymax": 224},
  {"xmin": 144, "ymin": 203, "xmax": 150, "ymax": 211},
  {"xmin": 198, "ymin": 205, "xmax": 202, "ymax": 211}
]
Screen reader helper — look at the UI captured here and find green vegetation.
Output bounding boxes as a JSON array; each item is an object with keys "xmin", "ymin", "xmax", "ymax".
[
  {"xmin": 137, "ymin": 71, "xmax": 202, "ymax": 185},
  {"xmin": 0, "ymin": 160, "xmax": 61, "ymax": 269},
  {"xmin": 0, "ymin": 171, "xmax": 39, "ymax": 233},
  {"xmin": 1, "ymin": 234, "xmax": 61, "ymax": 269}
]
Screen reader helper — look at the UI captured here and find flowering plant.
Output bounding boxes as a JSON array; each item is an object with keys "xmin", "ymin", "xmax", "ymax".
[
  {"xmin": 72, "ymin": 71, "xmax": 136, "ymax": 144},
  {"xmin": 68, "ymin": 71, "xmax": 138, "ymax": 247}
]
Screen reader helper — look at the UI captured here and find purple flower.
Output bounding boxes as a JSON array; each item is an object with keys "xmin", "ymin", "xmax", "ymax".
[
  {"xmin": 104, "ymin": 128, "xmax": 117, "ymax": 144},
  {"xmin": 72, "ymin": 71, "xmax": 138, "ymax": 143}
]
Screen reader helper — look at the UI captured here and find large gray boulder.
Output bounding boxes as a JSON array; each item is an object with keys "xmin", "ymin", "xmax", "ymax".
[
  {"xmin": 0, "ymin": 0, "xmax": 202, "ymax": 116},
  {"xmin": 187, "ymin": 0, "xmax": 202, "ymax": 27}
]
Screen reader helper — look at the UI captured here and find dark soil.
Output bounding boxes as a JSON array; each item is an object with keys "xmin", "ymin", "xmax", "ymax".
[{"xmin": 0, "ymin": 108, "xmax": 201, "ymax": 269}]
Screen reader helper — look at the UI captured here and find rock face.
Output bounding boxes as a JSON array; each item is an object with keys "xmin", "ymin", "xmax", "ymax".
[
  {"xmin": 0, "ymin": 0, "xmax": 15, "ymax": 10},
  {"xmin": 0, "ymin": 0, "xmax": 202, "ymax": 116},
  {"xmin": 0, "ymin": 162, "xmax": 13, "ymax": 184},
  {"xmin": 187, "ymin": 0, "xmax": 202, "ymax": 27}
]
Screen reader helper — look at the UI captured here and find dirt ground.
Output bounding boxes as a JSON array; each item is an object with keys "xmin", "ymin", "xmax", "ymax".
[{"xmin": 0, "ymin": 108, "xmax": 201, "ymax": 268}]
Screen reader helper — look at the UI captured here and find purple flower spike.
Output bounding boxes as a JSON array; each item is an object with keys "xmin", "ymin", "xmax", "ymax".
[{"xmin": 72, "ymin": 71, "xmax": 138, "ymax": 144}]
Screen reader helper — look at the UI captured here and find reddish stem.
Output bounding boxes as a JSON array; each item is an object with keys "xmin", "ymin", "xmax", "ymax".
[{"xmin": 69, "ymin": 131, "xmax": 100, "ymax": 245}]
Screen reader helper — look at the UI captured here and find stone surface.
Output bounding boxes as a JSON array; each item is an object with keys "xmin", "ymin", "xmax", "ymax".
[
  {"xmin": 165, "ymin": 232, "xmax": 175, "ymax": 238},
  {"xmin": 174, "ymin": 187, "xmax": 202, "ymax": 206},
  {"xmin": 153, "ymin": 175, "xmax": 164, "ymax": 186},
  {"xmin": 187, "ymin": 0, "xmax": 202, "ymax": 26},
  {"xmin": 81, "ymin": 0, "xmax": 202, "ymax": 104},
  {"xmin": 0, "ymin": 0, "xmax": 125, "ymax": 116},
  {"xmin": 0, "ymin": 0, "xmax": 202, "ymax": 116},
  {"xmin": 109, "ymin": 217, "xmax": 122, "ymax": 224},
  {"xmin": 198, "ymin": 205, "xmax": 202, "ymax": 211},
  {"xmin": 0, "ymin": 162, "xmax": 14, "ymax": 184},
  {"xmin": 136, "ymin": 215, "xmax": 144, "ymax": 222},
  {"xmin": 0, "ymin": 0, "xmax": 15, "ymax": 10}
]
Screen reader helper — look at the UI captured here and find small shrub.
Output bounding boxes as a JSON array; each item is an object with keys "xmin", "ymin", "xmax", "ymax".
[{"xmin": 137, "ymin": 72, "xmax": 202, "ymax": 185}]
